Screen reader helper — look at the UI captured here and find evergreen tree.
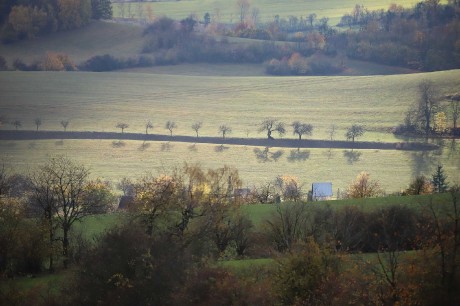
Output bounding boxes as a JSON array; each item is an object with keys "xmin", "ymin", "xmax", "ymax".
[{"xmin": 432, "ymin": 164, "xmax": 449, "ymax": 193}]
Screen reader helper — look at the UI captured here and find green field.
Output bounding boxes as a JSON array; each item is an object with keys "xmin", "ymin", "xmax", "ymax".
[
  {"xmin": 0, "ymin": 70, "xmax": 459, "ymax": 192},
  {"xmin": 113, "ymin": 0, "xmax": 423, "ymax": 25}
]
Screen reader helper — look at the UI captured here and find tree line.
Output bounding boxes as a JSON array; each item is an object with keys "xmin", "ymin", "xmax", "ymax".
[
  {"xmin": 0, "ymin": 157, "xmax": 459, "ymax": 305},
  {"xmin": 2, "ymin": 1, "xmax": 460, "ymax": 74},
  {"xmin": 2, "ymin": 116, "xmax": 369, "ymax": 144},
  {"xmin": 0, "ymin": 0, "xmax": 112, "ymax": 42}
]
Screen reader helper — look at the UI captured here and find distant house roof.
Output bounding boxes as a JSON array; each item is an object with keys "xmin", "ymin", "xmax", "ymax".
[{"xmin": 312, "ymin": 183, "xmax": 333, "ymax": 200}]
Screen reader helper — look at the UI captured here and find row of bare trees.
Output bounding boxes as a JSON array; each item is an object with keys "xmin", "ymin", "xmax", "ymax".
[
  {"xmin": 0, "ymin": 118, "xmax": 70, "ymax": 131},
  {"xmin": 114, "ymin": 118, "xmax": 364, "ymax": 142}
]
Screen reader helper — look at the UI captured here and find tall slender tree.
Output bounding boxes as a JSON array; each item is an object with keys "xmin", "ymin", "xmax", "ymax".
[{"xmin": 432, "ymin": 164, "xmax": 449, "ymax": 193}]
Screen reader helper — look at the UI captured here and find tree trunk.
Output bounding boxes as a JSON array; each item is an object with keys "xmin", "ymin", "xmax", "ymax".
[
  {"xmin": 48, "ymin": 220, "xmax": 54, "ymax": 272},
  {"xmin": 62, "ymin": 225, "xmax": 69, "ymax": 269}
]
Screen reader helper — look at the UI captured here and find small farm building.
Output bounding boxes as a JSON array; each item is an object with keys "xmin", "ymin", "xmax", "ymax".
[{"xmin": 311, "ymin": 183, "xmax": 333, "ymax": 201}]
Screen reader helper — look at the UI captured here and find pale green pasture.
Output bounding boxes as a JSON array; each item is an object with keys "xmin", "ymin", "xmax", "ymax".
[
  {"xmin": 0, "ymin": 139, "xmax": 458, "ymax": 194},
  {"xmin": 1, "ymin": 70, "xmax": 459, "ymax": 141},
  {"xmin": 113, "ymin": 0, "xmax": 422, "ymax": 25},
  {"xmin": 1, "ymin": 70, "xmax": 459, "ymax": 192}
]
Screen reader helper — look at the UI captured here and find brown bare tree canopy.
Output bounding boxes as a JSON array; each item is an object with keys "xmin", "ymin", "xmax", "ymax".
[
  {"xmin": 258, "ymin": 119, "xmax": 286, "ymax": 140},
  {"xmin": 116, "ymin": 122, "xmax": 129, "ymax": 133},
  {"xmin": 219, "ymin": 124, "xmax": 232, "ymax": 139},
  {"xmin": 34, "ymin": 118, "xmax": 42, "ymax": 131},
  {"xmin": 145, "ymin": 121, "xmax": 153, "ymax": 134},
  {"xmin": 418, "ymin": 80, "xmax": 439, "ymax": 135},
  {"xmin": 166, "ymin": 120, "xmax": 177, "ymax": 136},
  {"xmin": 30, "ymin": 156, "xmax": 111, "ymax": 268},
  {"xmin": 60, "ymin": 120, "xmax": 69, "ymax": 131},
  {"xmin": 192, "ymin": 121, "xmax": 203, "ymax": 138},
  {"xmin": 345, "ymin": 125, "xmax": 364, "ymax": 143},
  {"xmin": 291, "ymin": 121, "xmax": 313, "ymax": 141},
  {"xmin": 236, "ymin": 0, "xmax": 250, "ymax": 23}
]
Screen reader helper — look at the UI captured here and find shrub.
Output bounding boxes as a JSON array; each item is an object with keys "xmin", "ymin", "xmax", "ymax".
[
  {"xmin": 79, "ymin": 54, "xmax": 123, "ymax": 72},
  {"xmin": 0, "ymin": 55, "xmax": 7, "ymax": 70},
  {"xmin": 42, "ymin": 52, "xmax": 77, "ymax": 71},
  {"xmin": 66, "ymin": 222, "xmax": 189, "ymax": 305}
]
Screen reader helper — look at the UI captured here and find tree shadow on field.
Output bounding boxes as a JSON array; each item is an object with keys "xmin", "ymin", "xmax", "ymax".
[
  {"xmin": 343, "ymin": 150, "xmax": 361, "ymax": 164},
  {"xmin": 161, "ymin": 142, "xmax": 173, "ymax": 151},
  {"xmin": 253, "ymin": 147, "xmax": 284, "ymax": 162},
  {"xmin": 55, "ymin": 140, "xmax": 64, "ymax": 146},
  {"xmin": 138, "ymin": 141, "xmax": 150, "ymax": 151},
  {"xmin": 287, "ymin": 149, "xmax": 310, "ymax": 162},
  {"xmin": 447, "ymin": 139, "xmax": 458, "ymax": 158},
  {"xmin": 432, "ymin": 138, "xmax": 445, "ymax": 157},
  {"xmin": 215, "ymin": 145, "xmax": 229, "ymax": 152},
  {"xmin": 409, "ymin": 150, "xmax": 437, "ymax": 177},
  {"xmin": 323, "ymin": 148, "xmax": 335, "ymax": 160},
  {"xmin": 188, "ymin": 144, "xmax": 198, "ymax": 152},
  {"xmin": 112, "ymin": 140, "xmax": 125, "ymax": 148}
]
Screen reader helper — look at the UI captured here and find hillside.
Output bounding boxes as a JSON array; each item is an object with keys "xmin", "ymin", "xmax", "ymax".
[{"xmin": 0, "ymin": 21, "xmax": 144, "ymax": 64}]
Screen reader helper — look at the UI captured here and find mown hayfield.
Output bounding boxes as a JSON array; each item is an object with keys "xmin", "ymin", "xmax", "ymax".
[
  {"xmin": 0, "ymin": 70, "xmax": 459, "ymax": 192},
  {"xmin": 113, "ymin": 0, "xmax": 423, "ymax": 25},
  {"xmin": 0, "ymin": 138, "xmax": 457, "ymax": 194},
  {"xmin": 1, "ymin": 70, "xmax": 459, "ymax": 140}
]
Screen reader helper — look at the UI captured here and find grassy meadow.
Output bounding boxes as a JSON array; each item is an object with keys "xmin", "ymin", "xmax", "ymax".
[
  {"xmin": 113, "ymin": 0, "xmax": 423, "ymax": 25},
  {"xmin": 0, "ymin": 21, "xmax": 144, "ymax": 64},
  {"xmin": 0, "ymin": 70, "xmax": 459, "ymax": 192}
]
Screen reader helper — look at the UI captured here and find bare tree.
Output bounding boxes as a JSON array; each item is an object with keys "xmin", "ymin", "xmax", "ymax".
[
  {"xmin": 145, "ymin": 121, "xmax": 153, "ymax": 135},
  {"xmin": 236, "ymin": 0, "xmax": 250, "ymax": 23},
  {"xmin": 32, "ymin": 156, "xmax": 109, "ymax": 268},
  {"xmin": 266, "ymin": 202, "xmax": 310, "ymax": 252},
  {"xmin": 327, "ymin": 124, "xmax": 337, "ymax": 141},
  {"xmin": 418, "ymin": 80, "xmax": 439, "ymax": 136},
  {"xmin": 307, "ymin": 13, "xmax": 317, "ymax": 27},
  {"xmin": 29, "ymin": 168, "xmax": 58, "ymax": 271},
  {"xmin": 34, "ymin": 118, "xmax": 42, "ymax": 131},
  {"xmin": 291, "ymin": 121, "xmax": 313, "ymax": 141},
  {"xmin": 118, "ymin": 2, "xmax": 125, "ymax": 18},
  {"xmin": 445, "ymin": 93, "xmax": 460, "ymax": 131},
  {"xmin": 219, "ymin": 125, "xmax": 232, "ymax": 139},
  {"xmin": 251, "ymin": 7, "xmax": 260, "ymax": 24},
  {"xmin": 60, "ymin": 120, "xmax": 69, "ymax": 132},
  {"xmin": 116, "ymin": 122, "xmax": 129, "ymax": 133},
  {"xmin": 258, "ymin": 119, "xmax": 286, "ymax": 140},
  {"xmin": 192, "ymin": 121, "xmax": 202, "ymax": 138},
  {"xmin": 166, "ymin": 121, "xmax": 177, "ymax": 136},
  {"xmin": 11, "ymin": 120, "xmax": 21, "ymax": 130},
  {"xmin": 345, "ymin": 124, "xmax": 364, "ymax": 143}
]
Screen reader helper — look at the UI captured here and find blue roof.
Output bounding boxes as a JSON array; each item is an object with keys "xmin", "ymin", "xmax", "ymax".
[{"xmin": 312, "ymin": 182, "xmax": 333, "ymax": 198}]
